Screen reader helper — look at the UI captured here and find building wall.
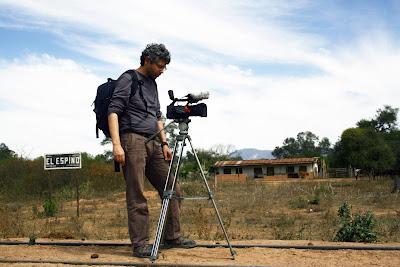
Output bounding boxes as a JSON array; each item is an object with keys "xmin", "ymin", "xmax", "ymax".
[
  {"xmin": 216, "ymin": 163, "xmax": 317, "ymax": 180},
  {"xmin": 215, "ymin": 174, "xmax": 247, "ymax": 184},
  {"xmin": 243, "ymin": 167, "xmax": 254, "ymax": 178},
  {"xmin": 216, "ymin": 166, "xmax": 253, "ymax": 178}
]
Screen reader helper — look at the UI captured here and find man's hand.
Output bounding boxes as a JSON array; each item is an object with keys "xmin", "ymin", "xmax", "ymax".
[
  {"xmin": 108, "ymin": 112, "xmax": 124, "ymax": 166},
  {"xmin": 113, "ymin": 144, "xmax": 125, "ymax": 166},
  {"xmin": 162, "ymin": 145, "xmax": 172, "ymax": 161}
]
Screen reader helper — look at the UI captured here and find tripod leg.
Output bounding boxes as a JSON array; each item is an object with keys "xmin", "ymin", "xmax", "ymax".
[
  {"xmin": 151, "ymin": 198, "xmax": 170, "ymax": 261},
  {"xmin": 150, "ymin": 138, "xmax": 178, "ymax": 261},
  {"xmin": 162, "ymin": 138, "xmax": 179, "ymax": 192},
  {"xmin": 150, "ymin": 137, "xmax": 186, "ymax": 262},
  {"xmin": 187, "ymin": 137, "xmax": 237, "ymax": 259}
]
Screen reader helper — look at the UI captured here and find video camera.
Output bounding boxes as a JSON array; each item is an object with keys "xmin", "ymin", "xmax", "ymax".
[{"xmin": 166, "ymin": 90, "xmax": 208, "ymax": 120}]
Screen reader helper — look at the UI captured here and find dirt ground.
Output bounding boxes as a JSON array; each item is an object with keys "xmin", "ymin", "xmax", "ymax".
[{"xmin": 1, "ymin": 239, "xmax": 399, "ymax": 267}]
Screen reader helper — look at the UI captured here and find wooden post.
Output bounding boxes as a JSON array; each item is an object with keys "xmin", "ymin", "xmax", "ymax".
[
  {"xmin": 47, "ymin": 170, "xmax": 53, "ymax": 199},
  {"xmin": 75, "ymin": 172, "xmax": 80, "ymax": 217},
  {"xmin": 393, "ymin": 175, "xmax": 400, "ymax": 193}
]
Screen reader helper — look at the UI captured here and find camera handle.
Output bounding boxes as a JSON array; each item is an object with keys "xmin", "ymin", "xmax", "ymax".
[
  {"xmin": 150, "ymin": 119, "xmax": 236, "ymax": 262},
  {"xmin": 144, "ymin": 120, "xmax": 176, "ymax": 144}
]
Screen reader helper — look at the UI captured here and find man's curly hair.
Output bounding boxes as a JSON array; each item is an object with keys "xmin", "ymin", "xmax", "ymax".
[{"xmin": 140, "ymin": 43, "xmax": 171, "ymax": 66}]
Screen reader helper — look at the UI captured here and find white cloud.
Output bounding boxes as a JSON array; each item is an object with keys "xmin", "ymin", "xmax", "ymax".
[
  {"xmin": 156, "ymin": 34, "xmax": 400, "ymax": 151},
  {"xmin": 0, "ymin": 1, "xmax": 400, "ymax": 158},
  {"xmin": 0, "ymin": 54, "xmax": 106, "ymax": 158},
  {"xmin": 0, "ymin": 0, "xmax": 324, "ymax": 64}
]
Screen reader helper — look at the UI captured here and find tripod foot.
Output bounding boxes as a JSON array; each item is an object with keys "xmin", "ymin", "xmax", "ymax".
[
  {"xmin": 230, "ymin": 249, "xmax": 237, "ymax": 260},
  {"xmin": 150, "ymin": 255, "xmax": 158, "ymax": 262},
  {"xmin": 149, "ymin": 251, "xmax": 159, "ymax": 262}
]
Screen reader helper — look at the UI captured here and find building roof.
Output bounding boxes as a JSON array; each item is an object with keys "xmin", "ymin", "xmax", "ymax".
[{"xmin": 214, "ymin": 157, "xmax": 319, "ymax": 167}]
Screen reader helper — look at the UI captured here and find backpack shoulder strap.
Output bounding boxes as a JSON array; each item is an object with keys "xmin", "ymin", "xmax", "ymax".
[
  {"xmin": 125, "ymin": 69, "xmax": 138, "ymax": 99},
  {"xmin": 125, "ymin": 69, "xmax": 148, "ymax": 113}
]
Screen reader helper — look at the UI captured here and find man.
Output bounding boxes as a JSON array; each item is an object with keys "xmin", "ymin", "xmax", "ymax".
[{"xmin": 107, "ymin": 43, "xmax": 196, "ymax": 258}]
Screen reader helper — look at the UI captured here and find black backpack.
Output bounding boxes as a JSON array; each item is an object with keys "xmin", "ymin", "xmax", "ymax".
[{"xmin": 93, "ymin": 70, "xmax": 142, "ymax": 138}]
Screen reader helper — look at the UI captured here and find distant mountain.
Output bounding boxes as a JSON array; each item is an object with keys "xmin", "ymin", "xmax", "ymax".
[{"xmin": 230, "ymin": 148, "xmax": 274, "ymax": 160}]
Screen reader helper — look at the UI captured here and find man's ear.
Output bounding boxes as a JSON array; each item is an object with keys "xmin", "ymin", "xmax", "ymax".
[{"xmin": 144, "ymin": 56, "xmax": 151, "ymax": 65}]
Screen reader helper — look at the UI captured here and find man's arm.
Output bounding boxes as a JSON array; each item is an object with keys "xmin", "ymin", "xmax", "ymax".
[
  {"xmin": 107, "ymin": 73, "xmax": 132, "ymax": 166},
  {"xmin": 109, "ymin": 113, "xmax": 125, "ymax": 165},
  {"xmin": 158, "ymin": 119, "xmax": 172, "ymax": 160}
]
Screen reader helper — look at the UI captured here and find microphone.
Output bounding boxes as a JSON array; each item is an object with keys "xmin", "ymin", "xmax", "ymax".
[{"xmin": 187, "ymin": 92, "xmax": 210, "ymax": 103}]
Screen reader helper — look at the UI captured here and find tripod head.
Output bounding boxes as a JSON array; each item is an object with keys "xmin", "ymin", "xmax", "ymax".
[{"xmin": 174, "ymin": 118, "xmax": 191, "ymax": 135}]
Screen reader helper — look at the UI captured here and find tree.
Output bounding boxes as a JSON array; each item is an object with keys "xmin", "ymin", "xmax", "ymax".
[
  {"xmin": 272, "ymin": 131, "xmax": 330, "ymax": 159},
  {"xmin": 375, "ymin": 105, "xmax": 399, "ymax": 132},
  {"xmin": 383, "ymin": 130, "xmax": 400, "ymax": 173},
  {"xmin": 357, "ymin": 105, "xmax": 399, "ymax": 133},
  {"xmin": 272, "ymin": 137, "xmax": 299, "ymax": 159},
  {"xmin": 318, "ymin": 137, "xmax": 332, "ymax": 156},
  {"xmin": 163, "ymin": 119, "xmax": 179, "ymax": 147},
  {"xmin": 356, "ymin": 119, "xmax": 377, "ymax": 130},
  {"xmin": 333, "ymin": 105, "xmax": 399, "ymax": 175},
  {"xmin": 331, "ymin": 128, "xmax": 395, "ymax": 175},
  {"xmin": 0, "ymin": 143, "xmax": 15, "ymax": 160},
  {"xmin": 297, "ymin": 131, "xmax": 320, "ymax": 157}
]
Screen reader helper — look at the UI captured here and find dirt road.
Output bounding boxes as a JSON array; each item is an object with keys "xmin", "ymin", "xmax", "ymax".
[{"xmin": 1, "ymin": 239, "xmax": 399, "ymax": 266}]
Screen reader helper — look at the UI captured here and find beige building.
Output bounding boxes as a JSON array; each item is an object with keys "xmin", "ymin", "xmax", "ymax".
[{"xmin": 213, "ymin": 157, "xmax": 324, "ymax": 182}]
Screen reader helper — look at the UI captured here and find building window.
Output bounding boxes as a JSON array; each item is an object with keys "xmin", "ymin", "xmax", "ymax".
[
  {"xmin": 223, "ymin": 168, "xmax": 231, "ymax": 174},
  {"xmin": 254, "ymin": 167, "xmax": 263, "ymax": 178},
  {"xmin": 287, "ymin": 166, "xmax": 299, "ymax": 178},
  {"xmin": 286, "ymin": 166, "xmax": 295, "ymax": 174},
  {"xmin": 235, "ymin": 168, "xmax": 243, "ymax": 174},
  {"xmin": 299, "ymin": 165, "xmax": 307, "ymax": 178},
  {"xmin": 267, "ymin": 167, "xmax": 274, "ymax": 176}
]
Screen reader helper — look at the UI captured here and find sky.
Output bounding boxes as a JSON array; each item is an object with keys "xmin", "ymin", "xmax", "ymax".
[{"xmin": 1, "ymin": 0, "xmax": 400, "ymax": 158}]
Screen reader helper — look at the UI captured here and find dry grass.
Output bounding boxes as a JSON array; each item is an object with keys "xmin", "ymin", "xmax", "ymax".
[{"xmin": 1, "ymin": 177, "xmax": 399, "ymax": 243}]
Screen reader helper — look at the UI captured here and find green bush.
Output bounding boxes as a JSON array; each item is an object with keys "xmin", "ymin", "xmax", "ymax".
[
  {"xmin": 29, "ymin": 233, "xmax": 37, "ymax": 245},
  {"xmin": 43, "ymin": 197, "xmax": 58, "ymax": 217},
  {"xmin": 334, "ymin": 202, "xmax": 378, "ymax": 242},
  {"xmin": 309, "ymin": 194, "xmax": 321, "ymax": 205}
]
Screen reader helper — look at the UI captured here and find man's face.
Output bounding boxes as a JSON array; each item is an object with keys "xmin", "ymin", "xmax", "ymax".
[{"xmin": 145, "ymin": 58, "xmax": 167, "ymax": 79}]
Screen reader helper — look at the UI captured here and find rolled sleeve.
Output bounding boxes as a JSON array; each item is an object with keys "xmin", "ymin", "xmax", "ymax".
[
  {"xmin": 156, "ymin": 107, "xmax": 162, "ymax": 119},
  {"xmin": 155, "ymin": 90, "xmax": 162, "ymax": 119},
  {"xmin": 107, "ymin": 73, "xmax": 131, "ymax": 116}
]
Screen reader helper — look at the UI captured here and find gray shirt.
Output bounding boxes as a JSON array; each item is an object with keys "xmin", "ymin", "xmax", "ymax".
[{"xmin": 108, "ymin": 70, "xmax": 161, "ymax": 135}]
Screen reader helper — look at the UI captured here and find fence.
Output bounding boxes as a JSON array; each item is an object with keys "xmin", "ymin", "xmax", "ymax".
[{"xmin": 328, "ymin": 168, "xmax": 351, "ymax": 178}]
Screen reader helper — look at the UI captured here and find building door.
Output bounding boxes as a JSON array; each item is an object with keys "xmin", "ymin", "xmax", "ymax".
[
  {"xmin": 287, "ymin": 166, "xmax": 299, "ymax": 178},
  {"xmin": 299, "ymin": 165, "xmax": 307, "ymax": 178},
  {"xmin": 254, "ymin": 167, "xmax": 263, "ymax": 178}
]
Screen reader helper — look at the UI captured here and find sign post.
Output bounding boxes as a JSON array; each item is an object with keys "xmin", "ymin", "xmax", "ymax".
[{"xmin": 44, "ymin": 152, "xmax": 82, "ymax": 217}]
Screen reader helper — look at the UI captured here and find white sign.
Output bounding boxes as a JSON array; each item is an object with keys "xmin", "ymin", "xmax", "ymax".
[{"xmin": 44, "ymin": 152, "xmax": 82, "ymax": 170}]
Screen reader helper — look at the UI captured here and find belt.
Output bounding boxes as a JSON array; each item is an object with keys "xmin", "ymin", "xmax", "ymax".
[{"xmin": 121, "ymin": 129, "xmax": 153, "ymax": 138}]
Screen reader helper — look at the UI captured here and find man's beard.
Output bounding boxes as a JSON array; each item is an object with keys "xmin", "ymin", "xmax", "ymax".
[{"xmin": 147, "ymin": 68, "xmax": 158, "ymax": 80}]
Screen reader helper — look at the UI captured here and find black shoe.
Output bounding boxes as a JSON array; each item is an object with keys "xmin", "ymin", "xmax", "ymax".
[
  {"xmin": 133, "ymin": 244, "xmax": 152, "ymax": 258},
  {"xmin": 164, "ymin": 237, "xmax": 197, "ymax": 249}
]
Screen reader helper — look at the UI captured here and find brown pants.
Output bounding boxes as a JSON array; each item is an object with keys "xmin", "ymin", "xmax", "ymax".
[{"xmin": 121, "ymin": 132, "xmax": 181, "ymax": 247}]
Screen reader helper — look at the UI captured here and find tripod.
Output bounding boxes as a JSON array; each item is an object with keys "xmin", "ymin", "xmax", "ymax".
[{"xmin": 150, "ymin": 118, "xmax": 236, "ymax": 262}]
